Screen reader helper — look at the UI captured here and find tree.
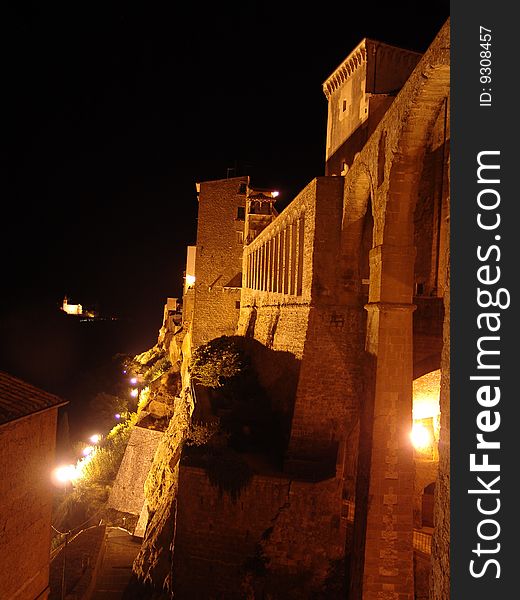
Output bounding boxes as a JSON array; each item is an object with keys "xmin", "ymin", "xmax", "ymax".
[{"xmin": 189, "ymin": 336, "xmax": 246, "ymax": 388}]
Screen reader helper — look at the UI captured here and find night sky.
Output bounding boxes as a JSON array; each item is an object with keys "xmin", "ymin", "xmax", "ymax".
[{"xmin": 1, "ymin": 2, "xmax": 449, "ymax": 409}]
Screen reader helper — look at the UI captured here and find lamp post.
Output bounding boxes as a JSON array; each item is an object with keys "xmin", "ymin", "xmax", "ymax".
[
  {"xmin": 129, "ymin": 374, "xmax": 144, "ymax": 405},
  {"xmin": 61, "ymin": 530, "xmax": 70, "ymax": 600}
]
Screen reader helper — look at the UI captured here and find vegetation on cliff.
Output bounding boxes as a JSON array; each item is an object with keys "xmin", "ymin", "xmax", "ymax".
[
  {"xmin": 52, "ymin": 411, "xmax": 138, "ymax": 533},
  {"xmin": 189, "ymin": 335, "xmax": 246, "ymax": 387}
]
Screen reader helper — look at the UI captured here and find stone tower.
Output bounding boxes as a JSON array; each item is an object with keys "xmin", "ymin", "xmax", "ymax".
[
  {"xmin": 190, "ymin": 176, "xmax": 248, "ymax": 349},
  {"xmin": 323, "ymin": 39, "xmax": 421, "ymax": 176}
]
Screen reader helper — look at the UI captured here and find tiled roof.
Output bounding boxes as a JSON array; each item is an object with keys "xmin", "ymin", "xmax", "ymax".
[{"xmin": 0, "ymin": 371, "xmax": 68, "ymax": 427}]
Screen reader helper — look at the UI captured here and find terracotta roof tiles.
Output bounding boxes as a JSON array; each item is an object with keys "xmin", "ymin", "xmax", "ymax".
[{"xmin": 0, "ymin": 371, "xmax": 68, "ymax": 427}]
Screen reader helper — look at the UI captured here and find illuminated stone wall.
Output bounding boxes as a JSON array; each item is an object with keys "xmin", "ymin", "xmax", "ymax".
[
  {"xmin": 107, "ymin": 426, "xmax": 164, "ymax": 520},
  {"xmin": 172, "ymin": 465, "xmax": 344, "ymax": 598},
  {"xmin": 238, "ymin": 176, "xmax": 366, "ymax": 472},
  {"xmin": 430, "ymin": 254, "xmax": 450, "ymax": 600},
  {"xmin": 190, "ymin": 176, "xmax": 247, "ymax": 349},
  {"xmin": 0, "ymin": 410, "xmax": 58, "ymax": 600},
  {"xmin": 133, "ymin": 21, "xmax": 451, "ymax": 600},
  {"xmin": 341, "ymin": 22, "xmax": 449, "ymax": 600},
  {"xmin": 324, "ymin": 40, "xmax": 421, "ymax": 176}
]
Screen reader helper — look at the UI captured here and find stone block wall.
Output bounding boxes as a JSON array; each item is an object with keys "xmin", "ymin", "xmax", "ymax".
[
  {"xmin": 0, "ymin": 410, "xmax": 58, "ymax": 600},
  {"xmin": 430, "ymin": 254, "xmax": 450, "ymax": 600},
  {"xmin": 172, "ymin": 464, "xmax": 344, "ymax": 599},
  {"xmin": 324, "ymin": 40, "xmax": 421, "ymax": 176},
  {"xmin": 191, "ymin": 176, "xmax": 248, "ymax": 349},
  {"xmin": 238, "ymin": 177, "xmax": 366, "ymax": 470},
  {"xmin": 414, "ymin": 96, "xmax": 450, "ymax": 299},
  {"xmin": 107, "ymin": 426, "xmax": 164, "ymax": 520}
]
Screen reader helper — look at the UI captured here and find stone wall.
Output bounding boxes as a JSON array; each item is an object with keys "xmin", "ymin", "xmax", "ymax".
[
  {"xmin": 324, "ymin": 40, "xmax": 421, "ymax": 175},
  {"xmin": 0, "ymin": 409, "xmax": 58, "ymax": 600},
  {"xmin": 132, "ymin": 388, "xmax": 191, "ymax": 590},
  {"xmin": 172, "ymin": 464, "xmax": 344, "ymax": 599},
  {"xmin": 131, "ymin": 21, "xmax": 451, "ymax": 600},
  {"xmin": 430, "ymin": 254, "xmax": 450, "ymax": 600},
  {"xmin": 107, "ymin": 426, "xmax": 164, "ymax": 521},
  {"xmin": 337, "ymin": 21, "xmax": 450, "ymax": 600},
  {"xmin": 239, "ymin": 177, "xmax": 366, "ymax": 471},
  {"xmin": 191, "ymin": 176, "xmax": 248, "ymax": 349}
]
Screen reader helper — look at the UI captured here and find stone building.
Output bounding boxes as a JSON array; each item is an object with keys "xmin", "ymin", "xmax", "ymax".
[
  {"xmin": 0, "ymin": 371, "xmax": 67, "ymax": 600},
  {"xmin": 189, "ymin": 177, "xmax": 279, "ymax": 350},
  {"xmin": 189, "ymin": 176, "xmax": 249, "ymax": 349},
  {"xmin": 136, "ymin": 19, "xmax": 450, "ymax": 600}
]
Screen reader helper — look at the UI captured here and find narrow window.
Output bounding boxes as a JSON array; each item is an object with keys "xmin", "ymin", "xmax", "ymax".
[
  {"xmin": 342, "ymin": 99, "xmax": 347, "ymax": 112},
  {"xmin": 236, "ymin": 206, "xmax": 246, "ymax": 220},
  {"xmin": 297, "ymin": 216, "xmax": 305, "ymax": 295}
]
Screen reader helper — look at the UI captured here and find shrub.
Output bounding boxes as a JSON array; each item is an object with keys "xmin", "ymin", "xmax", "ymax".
[
  {"xmin": 143, "ymin": 356, "xmax": 171, "ymax": 384},
  {"xmin": 185, "ymin": 420, "xmax": 221, "ymax": 446},
  {"xmin": 61, "ymin": 413, "xmax": 138, "ymax": 524},
  {"xmin": 189, "ymin": 336, "xmax": 246, "ymax": 387}
]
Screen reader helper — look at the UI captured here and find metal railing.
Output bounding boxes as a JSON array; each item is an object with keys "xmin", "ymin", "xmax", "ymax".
[{"xmin": 413, "ymin": 529, "xmax": 432, "ymax": 554}]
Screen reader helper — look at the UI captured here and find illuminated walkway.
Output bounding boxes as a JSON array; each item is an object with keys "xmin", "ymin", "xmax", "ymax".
[{"xmin": 91, "ymin": 527, "xmax": 142, "ymax": 600}]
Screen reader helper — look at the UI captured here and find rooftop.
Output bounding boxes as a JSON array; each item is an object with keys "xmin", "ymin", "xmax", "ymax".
[
  {"xmin": 0, "ymin": 371, "xmax": 68, "ymax": 427},
  {"xmin": 322, "ymin": 37, "xmax": 422, "ymax": 99}
]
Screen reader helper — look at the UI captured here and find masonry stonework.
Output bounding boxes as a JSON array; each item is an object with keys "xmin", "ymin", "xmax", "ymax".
[
  {"xmin": 0, "ymin": 410, "xmax": 58, "ymax": 600},
  {"xmin": 133, "ymin": 20, "xmax": 450, "ymax": 600},
  {"xmin": 173, "ymin": 465, "xmax": 344, "ymax": 599},
  {"xmin": 191, "ymin": 176, "xmax": 248, "ymax": 349}
]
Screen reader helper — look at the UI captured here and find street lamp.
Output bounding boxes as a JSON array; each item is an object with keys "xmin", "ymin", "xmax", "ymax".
[{"xmin": 53, "ymin": 465, "xmax": 76, "ymax": 486}]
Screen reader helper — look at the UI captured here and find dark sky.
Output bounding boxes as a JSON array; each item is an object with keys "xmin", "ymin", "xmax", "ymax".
[{"xmin": 1, "ymin": 1, "xmax": 450, "ymax": 348}]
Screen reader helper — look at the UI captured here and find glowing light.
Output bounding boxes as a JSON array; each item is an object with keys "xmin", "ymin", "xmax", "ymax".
[
  {"xmin": 74, "ymin": 452, "xmax": 95, "ymax": 481},
  {"xmin": 130, "ymin": 377, "xmax": 137, "ymax": 385},
  {"xmin": 115, "ymin": 413, "xmax": 121, "ymax": 420},
  {"xmin": 271, "ymin": 191, "xmax": 279, "ymax": 198},
  {"xmin": 413, "ymin": 370, "xmax": 441, "ymax": 420},
  {"xmin": 410, "ymin": 423, "xmax": 432, "ymax": 450},
  {"xmin": 82, "ymin": 445, "xmax": 94, "ymax": 457},
  {"xmin": 61, "ymin": 296, "xmax": 83, "ymax": 315},
  {"xmin": 89, "ymin": 434, "xmax": 101, "ymax": 444},
  {"xmin": 53, "ymin": 465, "xmax": 76, "ymax": 484},
  {"xmin": 185, "ymin": 274, "xmax": 196, "ymax": 287},
  {"xmin": 130, "ymin": 388, "xmax": 139, "ymax": 398}
]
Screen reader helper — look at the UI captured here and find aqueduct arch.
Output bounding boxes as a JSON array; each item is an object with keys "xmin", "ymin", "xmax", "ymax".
[{"xmin": 344, "ymin": 21, "xmax": 449, "ymax": 600}]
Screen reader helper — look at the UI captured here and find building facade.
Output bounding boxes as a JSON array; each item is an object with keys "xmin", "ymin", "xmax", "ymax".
[
  {"xmin": 157, "ymin": 19, "xmax": 449, "ymax": 600},
  {"xmin": 0, "ymin": 372, "xmax": 67, "ymax": 600}
]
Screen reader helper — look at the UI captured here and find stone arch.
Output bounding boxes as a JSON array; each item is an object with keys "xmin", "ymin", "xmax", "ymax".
[
  {"xmin": 352, "ymin": 22, "xmax": 450, "ymax": 600},
  {"xmin": 341, "ymin": 166, "xmax": 373, "ymax": 295},
  {"xmin": 413, "ymin": 354, "xmax": 441, "ymax": 380},
  {"xmin": 422, "ymin": 482, "xmax": 436, "ymax": 527},
  {"xmin": 378, "ymin": 62, "xmax": 450, "ymax": 253}
]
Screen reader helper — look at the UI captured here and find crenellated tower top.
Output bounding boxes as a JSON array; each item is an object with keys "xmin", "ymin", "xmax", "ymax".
[{"xmin": 322, "ymin": 39, "xmax": 421, "ymax": 175}]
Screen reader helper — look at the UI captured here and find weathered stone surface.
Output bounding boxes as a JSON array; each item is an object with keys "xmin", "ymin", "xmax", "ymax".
[
  {"xmin": 107, "ymin": 427, "xmax": 164, "ymax": 519},
  {"xmin": 0, "ymin": 409, "xmax": 58, "ymax": 600},
  {"xmin": 131, "ymin": 19, "xmax": 450, "ymax": 600},
  {"xmin": 132, "ymin": 391, "xmax": 191, "ymax": 588},
  {"xmin": 172, "ymin": 466, "xmax": 344, "ymax": 599},
  {"xmin": 430, "ymin": 255, "xmax": 450, "ymax": 600}
]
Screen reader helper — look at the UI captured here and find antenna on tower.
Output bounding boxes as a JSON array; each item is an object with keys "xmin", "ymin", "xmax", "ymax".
[{"xmin": 226, "ymin": 159, "xmax": 239, "ymax": 178}]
